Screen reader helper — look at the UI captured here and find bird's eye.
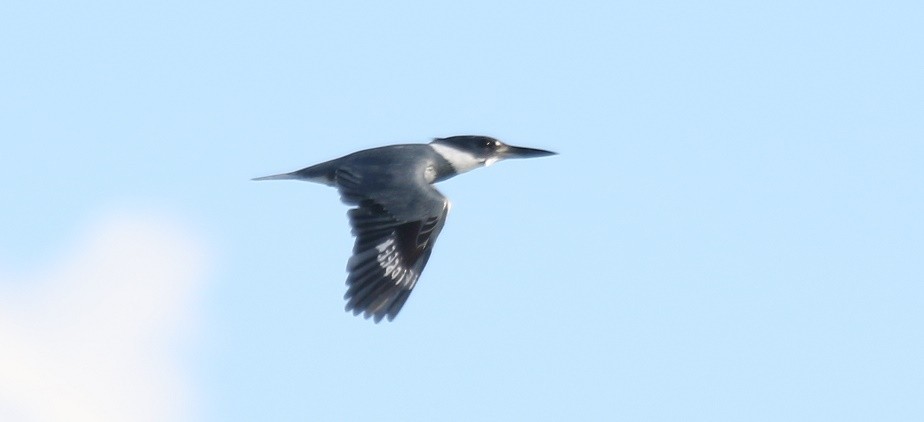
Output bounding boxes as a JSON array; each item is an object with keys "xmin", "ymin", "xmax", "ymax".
[{"xmin": 482, "ymin": 139, "xmax": 498, "ymax": 149}]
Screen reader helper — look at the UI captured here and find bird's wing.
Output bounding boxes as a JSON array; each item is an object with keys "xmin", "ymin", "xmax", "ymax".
[{"xmin": 333, "ymin": 166, "xmax": 449, "ymax": 322}]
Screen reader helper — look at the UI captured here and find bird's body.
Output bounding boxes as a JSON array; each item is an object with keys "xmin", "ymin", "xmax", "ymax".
[{"xmin": 255, "ymin": 136, "xmax": 555, "ymax": 322}]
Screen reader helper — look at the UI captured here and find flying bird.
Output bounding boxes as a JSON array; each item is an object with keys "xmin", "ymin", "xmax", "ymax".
[{"xmin": 254, "ymin": 135, "xmax": 556, "ymax": 322}]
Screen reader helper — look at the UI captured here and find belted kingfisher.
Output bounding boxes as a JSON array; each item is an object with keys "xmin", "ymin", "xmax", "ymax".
[{"xmin": 254, "ymin": 135, "xmax": 556, "ymax": 322}]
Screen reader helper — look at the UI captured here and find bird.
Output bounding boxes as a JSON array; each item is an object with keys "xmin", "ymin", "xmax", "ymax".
[{"xmin": 253, "ymin": 135, "xmax": 556, "ymax": 322}]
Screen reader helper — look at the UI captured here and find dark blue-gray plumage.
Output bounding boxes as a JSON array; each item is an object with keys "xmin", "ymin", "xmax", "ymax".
[{"xmin": 254, "ymin": 135, "xmax": 555, "ymax": 322}]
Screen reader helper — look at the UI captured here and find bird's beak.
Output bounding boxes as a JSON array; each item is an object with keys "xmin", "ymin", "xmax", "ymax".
[{"xmin": 501, "ymin": 145, "xmax": 557, "ymax": 159}]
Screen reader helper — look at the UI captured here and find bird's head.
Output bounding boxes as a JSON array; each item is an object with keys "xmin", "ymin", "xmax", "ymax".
[{"xmin": 430, "ymin": 135, "xmax": 556, "ymax": 174}]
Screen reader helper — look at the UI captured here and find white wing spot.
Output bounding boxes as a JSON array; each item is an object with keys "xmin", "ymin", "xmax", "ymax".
[{"xmin": 375, "ymin": 238, "xmax": 395, "ymax": 253}]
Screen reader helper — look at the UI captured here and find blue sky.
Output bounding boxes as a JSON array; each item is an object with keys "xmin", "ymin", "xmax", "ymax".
[{"xmin": 1, "ymin": 1, "xmax": 922, "ymax": 421}]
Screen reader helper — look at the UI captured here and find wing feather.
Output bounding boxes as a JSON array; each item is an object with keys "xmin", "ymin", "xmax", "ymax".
[{"xmin": 337, "ymin": 171, "xmax": 449, "ymax": 321}]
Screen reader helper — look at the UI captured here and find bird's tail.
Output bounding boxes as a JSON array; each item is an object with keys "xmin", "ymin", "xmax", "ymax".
[
  {"xmin": 252, "ymin": 162, "xmax": 334, "ymax": 185},
  {"xmin": 251, "ymin": 172, "xmax": 301, "ymax": 181}
]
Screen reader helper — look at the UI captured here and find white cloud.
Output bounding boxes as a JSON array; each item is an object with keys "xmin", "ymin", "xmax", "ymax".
[{"xmin": 0, "ymin": 212, "xmax": 210, "ymax": 422}]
